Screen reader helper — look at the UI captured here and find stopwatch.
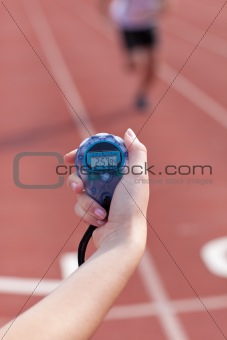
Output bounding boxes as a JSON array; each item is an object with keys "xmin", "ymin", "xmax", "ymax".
[
  {"xmin": 75, "ymin": 133, "xmax": 128, "ymax": 266},
  {"xmin": 76, "ymin": 133, "xmax": 128, "ymax": 206}
]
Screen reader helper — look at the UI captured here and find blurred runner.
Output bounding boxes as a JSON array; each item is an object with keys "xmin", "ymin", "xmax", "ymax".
[{"xmin": 99, "ymin": 0, "xmax": 171, "ymax": 110}]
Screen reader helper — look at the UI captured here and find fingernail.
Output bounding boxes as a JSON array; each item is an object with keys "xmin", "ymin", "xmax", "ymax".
[
  {"xmin": 127, "ymin": 128, "xmax": 136, "ymax": 139},
  {"xmin": 64, "ymin": 150, "xmax": 75, "ymax": 158},
  {"xmin": 94, "ymin": 208, "xmax": 106, "ymax": 219},
  {"xmin": 97, "ymin": 220, "xmax": 106, "ymax": 226},
  {"xmin": 71, "ymin": 182, "xmax": 77, "ymax": 191}
]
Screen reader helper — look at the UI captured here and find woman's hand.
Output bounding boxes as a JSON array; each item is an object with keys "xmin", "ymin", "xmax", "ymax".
[{"xmin": 65, "ymin": 128, "xmax": 149, "ymax": 252}]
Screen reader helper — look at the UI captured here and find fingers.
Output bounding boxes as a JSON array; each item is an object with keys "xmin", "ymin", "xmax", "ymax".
[
  {"xmin": 65, "ymin": 148, "xmax": 107, "ymax": 226},
  {"xmin": 67, "ymin": 173, "xmax": 84, "ymax": 193},
  {"xmin": 64, "ymin": 149, "xmax": 77, "ymax": 165},
  {"xmin": 67, "ymin": 172, "xmax": 107, "ymax": 227},
  {"xmin": 75, "ymin": 193, "xmax": 107, "ymax": 227}
]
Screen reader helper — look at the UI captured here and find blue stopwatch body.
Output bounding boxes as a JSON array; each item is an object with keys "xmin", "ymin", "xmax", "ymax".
[{"xmin": 76, "ymin": 133, "xmax": 128, "ymax": 205}]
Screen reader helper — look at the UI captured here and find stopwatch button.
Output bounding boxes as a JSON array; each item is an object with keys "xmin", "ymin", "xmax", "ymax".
[{"xmin": 100, "ymin": 173, "xmax": 111, "ymax": 182}]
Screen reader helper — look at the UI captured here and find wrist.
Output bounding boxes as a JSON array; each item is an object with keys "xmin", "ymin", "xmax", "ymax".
[{"xmin": 93, "ymin": 219, "xmax": 147, "ymax": 257}]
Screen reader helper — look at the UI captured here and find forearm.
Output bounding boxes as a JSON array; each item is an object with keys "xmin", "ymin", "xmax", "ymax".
[{"xmin": 1, "ymin": 226, "xmax": 146, "ymax": 340}]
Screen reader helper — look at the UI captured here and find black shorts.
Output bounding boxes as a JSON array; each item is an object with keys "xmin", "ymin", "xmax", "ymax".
[{"xmin": 121, "ymin": 27, "xmax": 158, "ymax": 51}]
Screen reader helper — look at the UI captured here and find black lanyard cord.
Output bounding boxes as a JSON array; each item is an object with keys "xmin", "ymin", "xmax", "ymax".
[{"xmin": 78, "ymin": 196, "xmax": 111, "ymax": 267}]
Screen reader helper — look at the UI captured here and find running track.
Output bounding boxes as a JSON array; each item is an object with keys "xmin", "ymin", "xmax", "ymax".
[{"xmin": 0, "ymin": 0, "xmax": 227, "ymax": 339}]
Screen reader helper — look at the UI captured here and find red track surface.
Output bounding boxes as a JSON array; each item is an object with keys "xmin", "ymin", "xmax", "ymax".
[{"xmin": 1, "ymin": 0, "xmax": 227, "ymax": 339}]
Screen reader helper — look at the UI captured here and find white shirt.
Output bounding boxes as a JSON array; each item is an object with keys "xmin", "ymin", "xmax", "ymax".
[{"xmin": 109, "ymin": 0, "xmax": 162, "ymax": 29}]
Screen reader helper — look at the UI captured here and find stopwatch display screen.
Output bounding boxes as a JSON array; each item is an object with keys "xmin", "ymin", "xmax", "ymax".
[
  {"xmin": 87, "ymin": 151, "xmax": 120, "ymax": 169},
  {"xmin": 90, "ymin": 155, "xmax": 117, "ymax": 167}
]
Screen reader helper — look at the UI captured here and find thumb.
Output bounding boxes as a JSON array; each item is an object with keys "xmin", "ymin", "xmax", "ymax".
[
  {"xmin": 107, "ymin": 129, "xmax": 149, "ymax": 221},
  {"xmin": 124, "ymin": 129, "xmax": 147, "ymax": 171}
]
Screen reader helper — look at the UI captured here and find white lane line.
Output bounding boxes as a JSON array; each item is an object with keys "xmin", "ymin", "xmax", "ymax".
[
  {"xmin": 160, "ymin": 63, "xmax": 227, "ymax": 129},
  {"xmin": 0, "ymin": 276, "xmax": 60, "ymax": 296},
  {"xmin": 106, "ymin": 302, "xmax": 159, "ymax": 320},
  {"xmin": 59, "ymin": 252, "xmax": 78, "ymax": 279},
  {"xmin": 138, "ymin": 249, "xmax": 188, "ymax": 340},
  {"xmin": 1, "ymin": 274, "xmax": 227, "ymax": 318},
  {"xmin": 73, "ymin": 2, "xmax": 227, "ymax": 130},
  {"xmin": 21, "ymin": 0, "xmax": 95, "ymax": 139},
  {"xmin": 166, "ymin": 18, "xmax": 227, "ymax": 59},
  {"xmin": 201, "ymin": 237, "xmax": 227, "ymax": 278},
  {"xmin": 107, "ymin": 293, "xmax": 227, "ymax": 320},
  {"xmin": 173, "ymin": 295, "xmax": 227, "ymax": 314},
  {"xmin": 0, "ymin": 253, "xmax": 79, "ymax": 297}
]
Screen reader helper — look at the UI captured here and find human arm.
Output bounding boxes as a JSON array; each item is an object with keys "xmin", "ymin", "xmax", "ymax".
[{"xmin": 0, "ymin": 128, "xmax": 149, "ymax": 340}]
